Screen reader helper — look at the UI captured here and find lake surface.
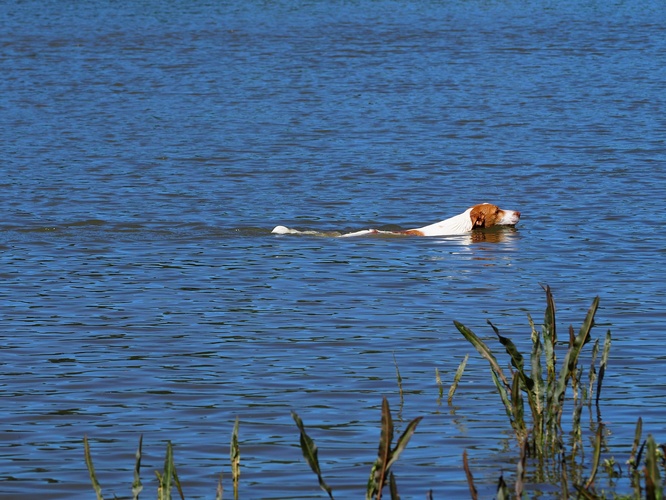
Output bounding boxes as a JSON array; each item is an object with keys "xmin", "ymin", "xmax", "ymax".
[{"xmin": 1, "ymin": 0, "xmax": 666, "ymax": 498}]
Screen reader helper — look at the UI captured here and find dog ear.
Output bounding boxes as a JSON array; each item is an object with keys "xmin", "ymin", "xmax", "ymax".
[{"xmin": 470, "ymin": 206, "xmax": 486, "ymax": 228}]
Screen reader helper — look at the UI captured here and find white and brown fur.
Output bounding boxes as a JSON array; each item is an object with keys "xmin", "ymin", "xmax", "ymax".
[{"xmin": 272, "ymin": 203, "xmax": 521, "ymax": 237}]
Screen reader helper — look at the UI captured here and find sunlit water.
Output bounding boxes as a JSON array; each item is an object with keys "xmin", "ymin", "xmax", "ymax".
[{"xmin": 2, "ymin": 0, "xmax": 666, "ymax": 498}]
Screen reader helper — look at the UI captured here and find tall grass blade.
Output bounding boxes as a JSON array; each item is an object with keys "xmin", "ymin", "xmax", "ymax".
[
  {"xmin": 489, "ymin": 320, "xmax": 539, "ymax": 440},
  {"xmin": 541, "ymin": 285, "xmax": 558, "ymax": 430},
  {"xmin": 488, "ymin": 320, "xmax": 535, "ymax": 391},
  {"xmin": 629, "ymin": 417, "xmax": 643, "ymax": 472},
  {"xmin": 496, "ymin": 474, "xmax": 511, "ymax": 500},
  {"xmin": 230, "ymin": 416, "xmax": 240, "ymax": 500},
  {"xmin": 572, "ymin": 403, "xmax": 583, "ymax": 454},
  {"xmin": 368, "ymin": 398, "xmax": 422, "ymax": 500},
  {"xmin": 160, "ymin": 441, "xmax": 173, "ymax": 500},
  {"xmin": 490, "ymin": 368, "xmax": 515, "ymax": 428},
  {"xmin": 435, "ymin": 368, "xmax": 443, "ymax": 403},
  {"xmin": 541, "ymin": 284, "xmax": 557, "ymax": 347},
  {"xmin": 455, "ymin": 321, "xmax": 514, "ymax": 427},
  {"xmin": 596, "ymin": 330, "xmax": 612, "ymax": 406},
  {"xmin": 552, "ymin": 297, "xmax": 600, "ymax": 414},
  {"xmin": 447, "ymin": 354, "xmax": 468, "ymax": 404},
  {"xmin": 155, "ymin": 470, "xmax": 163, "ymax": 498},
  {"xmin": 83, "ymin": 435, "xmax": 104, "ymax": 500},
  {"xmin": 292, "ymin": 411, "xmax": 334, "ymax": 499},
  {"xmin": 515, "ymin": 434, "xmax": 528, "ymax": 498},
  {"xmin": 577, "ymin": 296, "xmax": 599, "ymax": 347},
  {"xmin": 528, "ymin": 313, "xmax": 544, "ymax": 418},
  {"xmin": 393, "ymin": 353, "xmax": 404, "ymax": 405},
  {"xmin": 636, "ymin": 440, "xmax": 648, "ymax": 475},
  {"xmin": 172, "ymin": 455, "xmax": 185, "ymax": 500},
  {"xmin": 584, "ymin": 423, "xmax": 603, "ymax": 490},
  {"xmin": 371, "ymin": 397, "xmax": 394, "ymax": 500},
  {"xmin": 573, "ymin": 486, "xmax": 601, "ymax": 499},
  {"xmin": 453, "ymin": 321, "xmax": 510, "ymax": 388},
  {"xmin": 510, "ymin": 371, "xmax": 526, "ymax": 439},
  {"xmin": 587, "ymin": 339, "xmax": 600, "ymax": 405},
  {"xmin": 132, "ymin": 435, "xmax": 143, "ymax": 500},
  {"xmin": 216, "ymin": 473, "xmax": 223, "ymax": 500},
  {"xmin": 388, "ymin": 472, "xmax": 399, "ymax": 500},
  {"xmin": 462, "ymin": 450, "xmax": 478, "ymax": 500},
  {"xmin": 561, "ymin": 446, "xmax": 570, "ymax": 500},
  {"xmin": 385, "ymin": 415, "xmax": 423, "ymax": 472},
  {"xmin": 155, "ymin": 442, "xmax": 184, "ymax": 500},
  {"xmin": 645, "ymin": 435, "xmax": 662, "ymax": 500}
]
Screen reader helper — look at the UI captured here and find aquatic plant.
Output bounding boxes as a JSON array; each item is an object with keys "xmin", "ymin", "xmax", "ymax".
[
  {"xmin": 365, "ymin": 397, "xmax": 423, "ymax": 500},
  {"xmin": 392, "ymin": 352, "xmax": 404, "ymax": 405},
  {"xmin": 293, "ymin": 396, "xmax": 422, "ymax": 500},
  {"xmin": 230, "ymin": 417, "xmax": 240, "ymax": 500},
  {"xmin": 84, "ymin": 434, "xmax": 184, "ymax": 500},
  {"xmin": 83, "ymin": 398, "xmax": 421, "ymax": 499},
  {"xmin": 133, "ymin": 435, "xmax": 144, "ymax": 499},
  {"xmin": 624, "ymin": 417, "xmax": 665, "ymax": 500},
  {"xmin": 464, "ymin": 416, "xmax": 665, "ymax": 499},
  {"xmin": 155, "ymin": 441, "xmax": 185, "ymax": 500},
  {"xmin": 81, "ymin": 287, "xmax": 665, "ymax": 498},
  {"xmin": 83, "ymin": 435, "xmax": 104, "ymax": 500},
  {"xmin": 453, "ymin": 286, "xmax": 666, "ymax": 498},
  {"xmin": 292, "ymin": 411, "xmax": 334, "ymax": 499},
  {"xmin": 453, "ymin": 284, "xmax": 609, "ymax": 458},
  {"xmin": 447, "ymin": 353, "xmax": 469, "ymax": 405}
]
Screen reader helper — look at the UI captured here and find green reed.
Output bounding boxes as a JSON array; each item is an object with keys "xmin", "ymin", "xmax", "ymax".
[
  {"xmin": 454, "ymin": 286, "xmax": 665, "ymax": 498},
  {"xmin": 84, "ymin": 433, "xmax": 203, "ymax": 500},
  {"xmin": 155, "ymin": 441, "xmax": 185, "ymax": 500},
  {"xmin": 570, "ymin": 418, "xmax": 663, "ymax": 499},
  {"xmin": 447, "ymin": 353, "xmax": 469, "ymax": 404},
  {"xmin": 83, "ymin": 435, "xmax": 104, "ymax": 500},
  {"xmin": 293, "ymin": 396, "xmax": 422, "ymax": 500},
  {"xmin": 132, "ymin": 434, "xmax": 144, "ymax": 499},
  {"xmin": 292, "ymin": 411, "xmax": 334, "ymax": 499},
  {"xmin": 82, "ymin": 287, "xmax": 665, "ymax": 498},
  {"xmin": 454, "ymin": 284, "xmax": 609, "ymax": 458},
  {"xmin": 365, "ymin": 397, "xmax": 423, "ymax": 500},
  {"xmin": 626, "ymin": 417, "xmax": 665, "ymax": 500},
  {"xmin": 224, "ymin": 416, "xmax": 240, "ymax": 500},
  {"xmin": 462, "ymin": 413, "xmax": 665, "ymax": 499},
  {"xmin": 84, "ymin": 398, "xmax": 421, "ymax": 500}
]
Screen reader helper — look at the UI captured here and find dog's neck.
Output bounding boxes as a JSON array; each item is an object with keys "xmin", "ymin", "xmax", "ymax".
[{"xmin": 413, "ymin": 208, "xmax": 474, "ymax": 236}]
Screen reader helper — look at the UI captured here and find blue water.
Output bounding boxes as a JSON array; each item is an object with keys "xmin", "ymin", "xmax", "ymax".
[{"xmin": 2, "ymin": 0, "xmax": 666, "ymax": 498}]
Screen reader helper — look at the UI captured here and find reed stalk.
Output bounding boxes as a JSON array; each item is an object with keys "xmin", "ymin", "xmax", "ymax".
[
  {"xmin": 231, "ymin": 417, "xmax": 240, "ymax": 500},
  {"xmin": 644, "ymin": 435, "xmax": 663, "ymax": 500},
  {"xmin": 393, "ymin": 352, "xmax": 404, "ymax": 406},
  {"xmin": 462, "ymin": 450, "xmax": 478, "ymax": 500},
  {"xmin": 366, "ymin": 397, "xmax": 423, "ymax": 500},
  {"xmin": 448, "ymin": 354, "xmax": 469, "ymax": 405},
  {"xmin": 435, "ymin": 367, "xmax": 444, "ymax": 404},
  {"xmin": 292, "ymin": 411, "xmax": 334, "ymax": 499},
  {"xmin": 156, "ymin": 441, "xmax": 184, "ymax": 500},
  {"xmin": 83, "ymin": 435, "xmax": 104, "ymax": 500},
  {"xmin": 132, "ymin": 435, "xmax": 144, "ymax": 500}
]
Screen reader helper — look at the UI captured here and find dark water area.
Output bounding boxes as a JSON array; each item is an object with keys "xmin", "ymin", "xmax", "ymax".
[{"xmin": 1, "ymin": 0, "xmax": 666, "ymax": 498}]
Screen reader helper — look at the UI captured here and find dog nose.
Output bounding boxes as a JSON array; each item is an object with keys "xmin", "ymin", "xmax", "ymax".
[{"xmin": 515, "ymin": 211, "xmax": 521, "ymax": 218}]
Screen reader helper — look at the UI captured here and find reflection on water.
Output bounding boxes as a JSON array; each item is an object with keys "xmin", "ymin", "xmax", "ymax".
[{"xmin": 470, "ymin": 227, "xmax": 519, "ymax": 244}]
